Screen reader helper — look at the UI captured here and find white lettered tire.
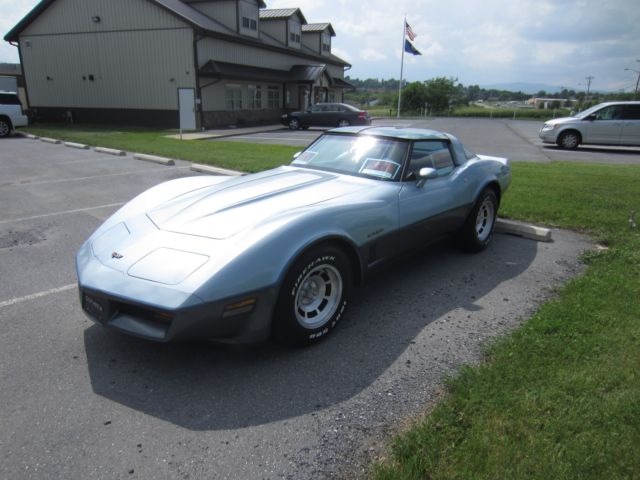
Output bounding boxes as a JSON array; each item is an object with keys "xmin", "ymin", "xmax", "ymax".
[{"xmin": 274, "ymin": 245, "xmax": 352, "ymax": 345}]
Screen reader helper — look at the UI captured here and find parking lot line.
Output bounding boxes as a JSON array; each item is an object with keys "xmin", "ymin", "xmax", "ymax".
[
  {"xmin": 0, "ymin": 202, "xmax": 125, "ymax": 225},
  {"xmin": 0, "ymin": 283, "xmax": 76, "ymax": 309},
  {"xmin": 8, "ymin": 165, "xmax": 192, "ymax": 187}
]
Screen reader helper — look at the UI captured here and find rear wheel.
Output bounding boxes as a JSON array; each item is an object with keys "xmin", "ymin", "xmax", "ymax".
[
  {"xmin": 557, "ymin": 130, "xmax": 580, "ymax": 149},
  {"xmin": 288, "ymin": 118, "xmax": 300, "ymax": 130},
  {"xmin": 458, "ymin": 188, "xmax": 498, "ymax": 252},
  {"xmin": 0, "ymin": 118, "xmax": 11, "ymax": 137},
  {"xmin": 274, "ymin": 245, "xmax": 352, "ymax": 345}
]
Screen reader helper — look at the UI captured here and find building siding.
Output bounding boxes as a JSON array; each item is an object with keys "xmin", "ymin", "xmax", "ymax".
[
  {"xmin": 21, "ymin": 0, "xmax": 186, "ymax": 35},
  {"xmin": 188, "ymin": 0, "xmax": 237, "ymax": 32},
  {"xmin": 260, "ymin": 20, "xmax": 286, "ymax": 45},
  {"xmin": 22, "ymin": 28, "xmax": 195, "ymax": 110}
]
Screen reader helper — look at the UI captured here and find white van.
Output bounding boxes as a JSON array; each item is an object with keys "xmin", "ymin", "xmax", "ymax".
[
  {"xmin": 539, "ymin": 101, "xmax": 640, "ymax": 149},
  {"xmin": 0, "ymin": 91, "xmax": 29, "ymax": 137}
]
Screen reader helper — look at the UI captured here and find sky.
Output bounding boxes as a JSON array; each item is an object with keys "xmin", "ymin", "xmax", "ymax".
[{"xmin": 1, "ymin": 0, "xmax": 639, "ymax": 92}]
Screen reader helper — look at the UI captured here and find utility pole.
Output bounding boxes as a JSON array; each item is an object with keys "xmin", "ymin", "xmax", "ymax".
[
  {"xmin": 585, "ymin": 75, "xmax": 594, "ymax": 101},
  {"xmin": 625, "ymin": 60, "xmax": 640, "ymax": 100}
]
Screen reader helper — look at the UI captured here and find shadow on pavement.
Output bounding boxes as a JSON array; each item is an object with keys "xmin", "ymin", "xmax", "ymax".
[{"xmin": 84, "ymin": 234, "xmax": 538, "ymax": 431}]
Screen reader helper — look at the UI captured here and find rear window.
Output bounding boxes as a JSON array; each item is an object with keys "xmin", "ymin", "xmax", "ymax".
[{"xmin": 0, "ymin": 93, "xmax": 21, "ymax": 105}]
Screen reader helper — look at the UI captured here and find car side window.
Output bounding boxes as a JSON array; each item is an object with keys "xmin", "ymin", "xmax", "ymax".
[
  {"xmin": 0, "ymin": 93, "xmax": 21, "ymax": 105},
  {"xmin": 621, "ymin": 105, "xmax": 640, "ymax": 120},
  {"xmin": 405, "ymin": 141, "xmax": 455, "ymax": 180},
  {"xmin": 595, "ymin": 106, "xmax": 623, "ymax": 120}
]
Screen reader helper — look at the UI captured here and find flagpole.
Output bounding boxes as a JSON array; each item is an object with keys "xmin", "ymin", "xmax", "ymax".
[{"xmin": 397, "ymin": 15, "xmax": 405, "ymax": 119}]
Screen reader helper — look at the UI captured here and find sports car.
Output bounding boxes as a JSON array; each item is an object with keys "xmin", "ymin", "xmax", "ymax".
[{"xmin": 76, "ymin": 126, "xmax": 511, "ymax": 345}]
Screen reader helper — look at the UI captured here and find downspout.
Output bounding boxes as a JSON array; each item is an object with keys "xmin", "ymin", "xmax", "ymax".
[{"xmin": 193, "ymin": 32, "xmax": 204, "ymax": 129}]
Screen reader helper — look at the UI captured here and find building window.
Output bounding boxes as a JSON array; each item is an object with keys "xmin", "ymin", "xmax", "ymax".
[
  {"xmin": 321, "ymin": 32, "xmax": 331, "ymax": 53},
  {"xmin": 267, "ymin": 87, "xmax": 280, "ymax": 109},
  {"xmin": 248, "ymin": 85, "xmax": 262, "ymax": 110},
  {"xmin": 240, "ymin": 3, "xmax": 258, "ymax": 35},
  {"xmin": 288, "ymin": 19, "xmax": 301, "ymax": 47},
  {"xmin": 225, "ymin": 85, "xmax": 243, "ymax": 111}
]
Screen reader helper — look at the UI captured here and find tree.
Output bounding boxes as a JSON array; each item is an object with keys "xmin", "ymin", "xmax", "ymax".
[
  {"xmin": 401, "ymin": 82, "xmax": 428, "ymax": 111},
  {"xmin": 424, "ymin": 77, "xmax": 456, "ymax": 112}
]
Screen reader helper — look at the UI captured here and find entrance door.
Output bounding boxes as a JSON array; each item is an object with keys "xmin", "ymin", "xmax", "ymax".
[{"xmin": 178, "ymin": 88, "xmax": 196, "ymax": 130}]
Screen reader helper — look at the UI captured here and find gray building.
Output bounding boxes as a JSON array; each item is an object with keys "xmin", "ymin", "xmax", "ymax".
[{"xmin": 4, "ymin": 0, "xmax": 352, "ymax": 128}]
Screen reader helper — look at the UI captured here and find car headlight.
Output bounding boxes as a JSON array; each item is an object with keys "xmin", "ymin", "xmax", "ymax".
[{"xmin": 541, "ymin": 123, "xmax": 556, "ymax": 132}]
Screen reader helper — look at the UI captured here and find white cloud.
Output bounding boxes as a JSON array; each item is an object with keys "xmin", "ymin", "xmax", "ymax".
[{"xmin": 361, "ymin": 48, "xmax": 387, "ymax": 61}]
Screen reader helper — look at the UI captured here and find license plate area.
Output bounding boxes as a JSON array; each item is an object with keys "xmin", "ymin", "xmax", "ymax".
[{"xmin": 82, "ymin": 292, "xmax": 111, "ymax": 322}]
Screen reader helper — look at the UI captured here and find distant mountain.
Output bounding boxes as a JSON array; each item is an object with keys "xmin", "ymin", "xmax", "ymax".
[{"xmin": 480, "ymin": 82, "xmax": 565, "ymax": 94}]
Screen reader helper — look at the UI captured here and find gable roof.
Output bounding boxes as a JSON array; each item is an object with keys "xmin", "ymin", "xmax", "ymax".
[
  {"xmin": 302, "ymin": 23, "xmax": 336, "ymax": 36},
  {"xmin": 259, "ymin": 8, "xmax": 307, "ymax": 24}
]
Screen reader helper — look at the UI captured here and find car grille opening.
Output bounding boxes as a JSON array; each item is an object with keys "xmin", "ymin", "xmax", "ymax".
[{"xmin": 114, "ymin": 301, "xmax": 173, "ymax": 325}]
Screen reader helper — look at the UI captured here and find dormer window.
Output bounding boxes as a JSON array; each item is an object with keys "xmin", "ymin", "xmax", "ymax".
[
  {"xmin": 288, "ymin": 19, "xmax": 301, "ymax": 47},
  {"xmin": 321, "ymin": 32, "xmax": 331, "ymax": 53},
  {"xmin": 240, "ymin": 2, "xmax": 259, "ymax": 37}
]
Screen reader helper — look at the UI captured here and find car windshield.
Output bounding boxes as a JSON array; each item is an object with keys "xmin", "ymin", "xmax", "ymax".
[
  {"xmin": 574, "ymin": 104, "xmax": 606, "ymax": 119},
  {"xmin": 291, "ymin": 134, "xmax": 408, "ymax": 181}
]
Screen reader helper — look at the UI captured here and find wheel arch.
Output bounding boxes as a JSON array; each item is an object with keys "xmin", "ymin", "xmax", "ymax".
[
  {"xmin": 557, "ymin": 128, "xmax": 582, "ymax": 145},
  {"xmin": 0, "ymin": 115, "xmax": 13, "ymax": 129},
  {"xmin": 278, "ymin": 235, "xmax": 364, "ymax": 290}
]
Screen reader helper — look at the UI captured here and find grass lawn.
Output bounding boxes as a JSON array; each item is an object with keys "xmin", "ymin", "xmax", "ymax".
[
  {"xmin": 373, "ymin": 161, "xmax": 640, "ymax": 479},
  {"xmin": 22, "ymin": 124, "xmax": 299, "ymax": 172}
]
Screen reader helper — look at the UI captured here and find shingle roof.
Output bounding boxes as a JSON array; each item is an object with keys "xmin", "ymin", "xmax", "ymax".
[
  {"xmin": 302, "ymin": 23, "xmax": 335, "ymax": 36},
  {"xmin": 259, "ymin": 8, "xmax": 307, "ymax": 24}
]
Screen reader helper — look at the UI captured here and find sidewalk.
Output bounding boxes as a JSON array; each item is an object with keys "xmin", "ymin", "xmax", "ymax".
[{"xmin": 165, "ymin": 124, "xmax": 285, "ymax": 140}]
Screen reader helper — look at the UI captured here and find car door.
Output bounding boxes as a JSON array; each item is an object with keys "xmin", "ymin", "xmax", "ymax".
[
  {"xmin": 620, "ymin": 105, "xmax": 640, "ymax": 146},
  {"xmin": 582, "ymin": 105, "xmax": 624, "ymax": 145},
  {"xmin": 397, "ymin": 141, "xmax": 472, "ymax": 252}
]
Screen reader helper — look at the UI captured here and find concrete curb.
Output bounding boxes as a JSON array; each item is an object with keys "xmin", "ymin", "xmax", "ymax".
[
  {"xmin": 94, "ymin": 146, "xmax": 126, "ymax": 156},
  {"xmin": 22, "ymin": 133, "xmax": 39, "ymax": 140},
  {"xmin": 495, "ymin": 218, "xmax": 552, "ymax": 242},
  {"xmin": 40, "ymin": 137, "xmax": 61, "ymax": 144},
  {"xmin": 64, "ymin": 141, "xmax": 90, "ymax": 150},
  {"xmin": 191, "ymin": 163, "xmax": 243, "ymax": 176},
  {"xmin": 133, "ymin": 153, "xmax": 175, "ymax": 166}
]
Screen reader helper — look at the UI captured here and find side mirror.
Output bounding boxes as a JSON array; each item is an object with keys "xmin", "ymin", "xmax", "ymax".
[
  {"xmin": 585, "ymin": 114, "xmax": 597, "ymax": 121},
  {"xmin": 416, "ymin": 167, "xmax": 437, "ymax": 188}
]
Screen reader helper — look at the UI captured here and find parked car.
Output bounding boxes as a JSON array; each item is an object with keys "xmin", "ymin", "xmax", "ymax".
[
  {"xmin": 539, "ymin": 101, "xmax": 640, "ymax": 149},
  {"xmin": 76, "ymin": 127, "xmax": 511, "ymax": 346},
  {"xmin": 281, "ymin": 102, "xmax": 371, "ymax": 130},
  {"xmin": 0, "ymin": 91, "xmax": 28, "ymax": 137}
]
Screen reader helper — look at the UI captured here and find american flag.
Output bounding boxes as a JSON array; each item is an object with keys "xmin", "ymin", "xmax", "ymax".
[{"xmin": 405, "ymin": 21, "xmax": 416, "ymax": 41}]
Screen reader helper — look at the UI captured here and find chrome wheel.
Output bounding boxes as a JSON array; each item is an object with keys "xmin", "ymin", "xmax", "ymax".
[
  {"xmin": 475, "ymin": 197, "xmax": 495, "ymax": 242},
  {"xmin": 289, "ymin": 118, "xmax": 300, "ymax": 130},
  {"xmin": 294, "ymin": 264, "xmax": 342, "ymax": 329}
]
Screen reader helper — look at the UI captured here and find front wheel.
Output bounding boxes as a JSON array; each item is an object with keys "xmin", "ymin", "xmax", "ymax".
[
  {"xmin": 458, "ymin": 189, "xmax": 498, "ymax": 252},
  {"xmin": 557, "ymin": 130, "xmax": 580, "ymax": 149},
  {"xmin": 274, "ymin": 245, "xmax": 352, "ymax": 345},
  {"xmin": 288, "ymin": 118, "xmax": 300, "ymax": 130}
]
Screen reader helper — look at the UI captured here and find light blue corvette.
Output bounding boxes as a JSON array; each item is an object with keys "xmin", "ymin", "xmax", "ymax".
[{"xmin": 76, "ymin": 127, "xmax": 511, "ymax": 345}]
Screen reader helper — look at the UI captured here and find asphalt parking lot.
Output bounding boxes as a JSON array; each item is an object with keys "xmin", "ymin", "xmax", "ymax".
[
  {"xmin": 1, "ymin": 134, "xmax": 593, "ymax": 480},
  {"xmin": 215, "ymin": 117, "xmax": 640, "ymax": 165}
]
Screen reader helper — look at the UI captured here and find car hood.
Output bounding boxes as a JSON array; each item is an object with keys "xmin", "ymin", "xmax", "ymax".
[
  {"xmin": 544, "ymin": 116, "xmax": 579, "ymax": 125},
  {"xmin": 146, "ymin": 168, "xmax": 368, "ymax": 239}
]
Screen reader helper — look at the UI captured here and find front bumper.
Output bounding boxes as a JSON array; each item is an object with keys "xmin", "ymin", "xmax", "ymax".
[
  {"xmin": 79, "ymin": 285, "xmax": 277, "ymax": 344},
  {"xmin": 538, "ymin": 128, "xmax": 558, "ymax": 144}
]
